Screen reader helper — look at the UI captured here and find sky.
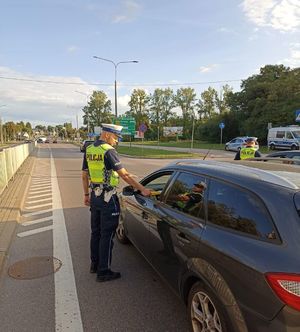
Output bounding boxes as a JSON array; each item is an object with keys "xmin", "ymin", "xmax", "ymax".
[{"xmin": 0, "ymin": 0, "xmax": 300, "ymax": 127}]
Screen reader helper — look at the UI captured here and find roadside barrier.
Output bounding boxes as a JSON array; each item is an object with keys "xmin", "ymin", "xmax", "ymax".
[{"xmin": 0, "ymin": 142, "xmax": 36, "ymax": 195}]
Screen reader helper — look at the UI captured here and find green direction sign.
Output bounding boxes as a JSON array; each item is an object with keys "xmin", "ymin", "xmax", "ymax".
[{"xmin": 118, "ymin": 117, "xmax": 136, "ymax": 135}]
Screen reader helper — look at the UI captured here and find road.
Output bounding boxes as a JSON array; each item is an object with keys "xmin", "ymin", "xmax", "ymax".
[{"xmin": 0, "ymin": 143, "xmax": 190, "ymax": 332}]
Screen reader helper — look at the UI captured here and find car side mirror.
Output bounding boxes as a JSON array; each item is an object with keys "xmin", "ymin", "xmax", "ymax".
[{"xmin": 122, "ymin": 185, "xmax": 135, "ymax": 196}]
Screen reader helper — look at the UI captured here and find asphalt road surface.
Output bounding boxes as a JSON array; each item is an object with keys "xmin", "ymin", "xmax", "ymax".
[{"xmin": 0, "ymin": 143, "xmax": 190, "ymax": 332}]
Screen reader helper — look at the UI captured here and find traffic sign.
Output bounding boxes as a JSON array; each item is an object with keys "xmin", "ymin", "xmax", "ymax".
[
  {"xmin": 138, "ymin": 123, "xmax": 147, "ymax": 133},
  {"xmin": 219, "ymin": 122, "xmax": 225, "ymax": 129},
  {"xmin": 119, "ymin": 116, "xmax": 136, "ymax": 135},
  {"xmin": 296, "ymin": 110, "xmax": 300, "ymax": 122}
]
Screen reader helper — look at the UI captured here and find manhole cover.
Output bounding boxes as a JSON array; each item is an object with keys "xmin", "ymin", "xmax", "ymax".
[{"xmin": 8, "ymin": 256, "xmax": 62, "ymax": 280}]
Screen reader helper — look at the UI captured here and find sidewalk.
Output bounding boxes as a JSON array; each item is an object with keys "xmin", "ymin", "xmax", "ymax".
[{"xmin": 0, "ymin": 154, "xmax": 35, "ymax": 274}]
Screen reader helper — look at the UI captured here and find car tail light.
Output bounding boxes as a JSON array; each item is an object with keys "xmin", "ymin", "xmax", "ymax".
[{"xmin": 266, "ymin": 273, "xmax": 300, "ymax": 311}]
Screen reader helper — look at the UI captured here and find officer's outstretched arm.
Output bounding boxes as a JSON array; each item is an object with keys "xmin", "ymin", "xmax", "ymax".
[{"xmin": 117, "ymin": 168, "xmax": 151, "ymax": 197}]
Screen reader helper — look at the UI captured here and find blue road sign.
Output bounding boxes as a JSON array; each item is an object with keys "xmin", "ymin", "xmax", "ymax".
[
  {"xmin": 219, "ymin": 122, "xmax": 225, "ymax": 129},
  {"xmin": 296, "ymin": 110, "xmax": 300, "ymax": 122},
  {"xmin": 138, "ymin": 123, "xmax": 148, "ymax": 133}
]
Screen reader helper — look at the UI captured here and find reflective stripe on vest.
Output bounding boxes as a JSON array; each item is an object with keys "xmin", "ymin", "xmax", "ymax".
[
  {"xmin": 240, "ymin": 147, "xmax": 256, "ymax": 160},
  {"xmin": 86, "ymin": 143, "xmax": 119, "ymax": 187}
]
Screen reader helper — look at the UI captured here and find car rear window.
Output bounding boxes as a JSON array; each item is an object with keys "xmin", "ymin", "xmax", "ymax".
[{"xmin": 207, "ymin": 179, "xmax": 278, "ymax": 241}]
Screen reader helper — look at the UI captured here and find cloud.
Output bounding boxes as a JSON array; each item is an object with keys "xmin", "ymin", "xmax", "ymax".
[
  {"xmin": 280, "ymin": 43, "xmax": 300, "ymax": 66},
  {"xmin": 242, "ymin": 0, "xmax": 300, "ymax": 32},
  {"xmin": 0, "ymin": 67, "xmax": 98, "ymax": 125},
  {"xmin": 112, "ymin": 0, "xmax": 141, "ymax": 23},
  {"xmin": 0, "ymin": 66, "xmax": 136, "ymax": 125},
  {"xmin": 67, "ymin": 45, "xmax": 79, "ymax": 53},
  {"xmin": 199, "ymin": 64, "xmax": 218, "ymax": 73}
]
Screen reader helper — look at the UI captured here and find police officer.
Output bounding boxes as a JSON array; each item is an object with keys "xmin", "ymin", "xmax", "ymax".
[
  {"xmin": 82, "ymin": 124, "xmax": 151, "ymax": 282},
  {"xmin": 234, "ymin": 137, "xmax": 262, "ymax": 160}
]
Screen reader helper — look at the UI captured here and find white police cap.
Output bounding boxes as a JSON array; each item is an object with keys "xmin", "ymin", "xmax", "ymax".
[{"xmin": 101, "ymin": 124, "xmax": 123, "ymax": 137}]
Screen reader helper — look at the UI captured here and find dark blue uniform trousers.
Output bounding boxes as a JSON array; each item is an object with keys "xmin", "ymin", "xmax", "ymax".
[{"xmin": 90, "ymin": 193, "xmax": 120, "ymax": 273}]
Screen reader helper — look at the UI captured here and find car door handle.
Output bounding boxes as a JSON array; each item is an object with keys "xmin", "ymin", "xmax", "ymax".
[{"xmin": 176, "ymin": 233, "xmax": 191, "ymax": 244}]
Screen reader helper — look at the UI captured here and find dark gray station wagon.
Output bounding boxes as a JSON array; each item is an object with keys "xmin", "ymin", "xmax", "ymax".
[{"xmin": 117, "ymin": 160, "xmax": 300, "ymax": 332}]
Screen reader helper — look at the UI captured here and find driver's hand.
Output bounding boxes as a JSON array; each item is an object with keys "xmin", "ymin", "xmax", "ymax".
[{"xmin": 141, "ymin": 188, "xmax": 151, "ymax": 197}]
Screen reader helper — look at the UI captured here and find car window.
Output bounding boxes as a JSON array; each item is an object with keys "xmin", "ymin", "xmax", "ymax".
[
  {"xmin": 230, "ymin": 139, "xmax": 236, "ymax": 143},
  {"xmin": 165, "ymin": 172, "xmax": 207, "ymax": 219},
  {"xmin": 207, "ymin": 179, "xmax": 277, "ymax": 241},
  {"xmin": 142, "ymin": 172, "xmax": 173, "ymax": 200},
  {"xmin": 286, "ymin": 132, "xmax": 293, "ymax": 139},
  {"xmin": 276, "ymin": 131, "xmax": 285, "ymax": 139}
]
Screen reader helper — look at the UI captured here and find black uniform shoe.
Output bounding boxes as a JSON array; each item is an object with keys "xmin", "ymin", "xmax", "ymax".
[
  {"xmin": 96, "ymin": 269, "xmax": 121, "ymax": 282},
  {"xmin": 90, "ymin": 262, "xmax": 98, "ymax": 274}
]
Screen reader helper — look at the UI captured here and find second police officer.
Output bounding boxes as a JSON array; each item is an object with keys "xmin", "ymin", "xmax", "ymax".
[{"xmin": 234, "ymin": 137, "xmax": 262, "ymax": 160}]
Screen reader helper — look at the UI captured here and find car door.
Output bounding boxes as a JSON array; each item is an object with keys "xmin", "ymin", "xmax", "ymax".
[
  {"xmin": 146, "ymin": 172, "xmax": 207, "ymax": 291},
  {"xmin": 122, "ymin": 171, "xmax": 174, "ymax": 259}
]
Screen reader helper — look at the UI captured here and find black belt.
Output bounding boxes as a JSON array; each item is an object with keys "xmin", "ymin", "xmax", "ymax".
[{"xmin": 90, "ymin": 184, "xmax": 114, "ymax": 191}]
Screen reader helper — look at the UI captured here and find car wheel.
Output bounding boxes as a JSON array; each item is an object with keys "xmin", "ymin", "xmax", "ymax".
[
  {"xmin": 116, "ymin": 214, "xmax": 130, "ymax": 244},
  {"xmin": 269, "ymin": 144, "xmax": 275, "ymax": 150},
  {"xmin": 188, "ymin": 282, "xmax": 229, "ymax": 332},
  {"xmin": 291, "ymin": 145, "xmax": 297, "ymax": 150}
]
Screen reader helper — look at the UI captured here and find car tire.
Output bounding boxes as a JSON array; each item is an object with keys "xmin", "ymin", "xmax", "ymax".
[
  {"xmin": 269, "ymin": 144, "xmax": 275, "ymax": 150},
  {"xmin": 116, "ymin": 214, "xmax": 130, "ymax": 244},
  {"xmin": 188, "ymin": 281, "xmax": 230, "ymax": 332},
  {"xmin": 291, "ymin": 145, "xmax": 297, "ymax": 150}
]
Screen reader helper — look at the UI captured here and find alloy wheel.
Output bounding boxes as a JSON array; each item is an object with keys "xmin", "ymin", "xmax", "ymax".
[{"xmin": 191, "ymin": 291, "xmax": 222, "ymax": 332}]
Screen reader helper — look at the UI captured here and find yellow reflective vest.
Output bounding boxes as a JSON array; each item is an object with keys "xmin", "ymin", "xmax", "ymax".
[
  {"xmin": 240, "ymin": 147, "xmax": 256, "ymax": 160},
  {"xmin": 86, "ymin": 143, "xmax": 119, "ymax": 187}
]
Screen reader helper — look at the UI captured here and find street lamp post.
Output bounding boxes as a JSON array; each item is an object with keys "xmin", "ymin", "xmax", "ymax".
[
  {"xmin": 93, "ymin": 56, "xmax": 138, "ymax": 118},
  {"xmin": 75, "ymin": 91, "xmax": 92, "ymax": 133},
  {"xmin": 191, "ymin": 111, "xmax": 196, "ymax": 151}
]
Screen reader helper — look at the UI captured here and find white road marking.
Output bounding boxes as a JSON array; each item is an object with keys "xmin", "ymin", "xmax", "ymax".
[
  {"xmin": 28, "ymin": 193, "xmax": 52, "ymax": 199},
  {"xmin": 51, "ymin": 153, "xmax": 83, "ymax": 331},
  {"xmin": 25, "ymin": 203, "xmax": 52, "ymax": 209},
  {"xmin": 32, "ymin": 179, "xmax": 51, "ymax": 183},
  {"xmin": 22, "ymin": 208, "xmax": 53, "ymax": 217},
  {"xmin": 21, "ymin": 217, "xmax": 53, "ymax": 226},
  {"xmin": 30, "ymin": 182, "xmax": 52, "ymax": 187},
  {"xmin": 26, "ymin": 197, "xmax": 52, "ymax": 204},
  {"xmin": 29, "ymin": 187, "xmax": 52, "ymax": 193},
  {"xmin": 17, "ymin": 225, "xmax": 53, "ymax": 238}
]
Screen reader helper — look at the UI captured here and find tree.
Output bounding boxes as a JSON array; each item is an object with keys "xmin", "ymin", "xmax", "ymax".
[
  {"xmin": 148, "ymin": 88, "xmax": 176, "ymax": 140},
  {"xmin": 196, "ymin": 87, "xmax": 218, "ymax": 120},
  {"xmin": 174, "ymin": 87, "xmax": 197, "ymax": 138},
  {"xmin": 83, "ymin": 90, "xmax": 112, "ymax": 131},
  {"xmin": 229, "ymin": 64, "xmax": 300, "ymax": 142},
  {"xmin": 215, "ymin": 84, "xmax": 233, "ymax": 114},
  {"xmin": 4, "ymin": 122, "xmax": 16, "ymax": 140},
  {"xmin": 127, "ymin": 89, "xmax": 149, "ymax": 126}
]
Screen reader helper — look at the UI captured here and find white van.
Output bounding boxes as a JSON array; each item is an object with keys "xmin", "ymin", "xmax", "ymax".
[{"xmin": 268, "ymin": 126, "xmax": 300, "ymax": 150}]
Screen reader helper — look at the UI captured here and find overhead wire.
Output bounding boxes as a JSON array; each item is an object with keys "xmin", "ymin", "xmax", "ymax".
[{"xmin": 0, "ymin": 75, "xmax": 243, "ymax": 87}]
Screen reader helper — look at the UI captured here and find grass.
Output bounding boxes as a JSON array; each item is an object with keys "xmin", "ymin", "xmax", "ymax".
[
  {"xmin": 116, "ymin": 145, "xmax": 201, "ymax": 158},
  {"xmin": 122, "ymin": 140, "xmax": 270, "ymax": 153}
]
